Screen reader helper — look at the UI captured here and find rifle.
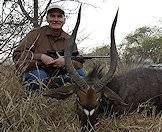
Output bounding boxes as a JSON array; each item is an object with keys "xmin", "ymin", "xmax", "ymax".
[
  {"xmin": 46, "ymin": 49, "xmax": 110, "ymax": 60},
  {"xmin": 15, "ymin": 50, "xmax": 110, "ymax": 65}
]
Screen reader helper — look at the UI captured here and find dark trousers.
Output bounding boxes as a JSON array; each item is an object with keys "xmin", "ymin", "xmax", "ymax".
[{"xmin": 23, "ymin": 67, "xmax": 86, "ymax": 90}]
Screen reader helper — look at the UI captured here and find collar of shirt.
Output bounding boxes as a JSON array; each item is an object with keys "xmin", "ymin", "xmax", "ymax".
[{"xmin": 44, "ymin": 26, "xmax": 68, "ymax": 40}]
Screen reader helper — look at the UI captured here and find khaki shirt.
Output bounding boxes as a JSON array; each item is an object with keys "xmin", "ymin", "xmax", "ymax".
[{"xmin": 13, "ymin": 25, "xmax": 83, "ymax": 73}]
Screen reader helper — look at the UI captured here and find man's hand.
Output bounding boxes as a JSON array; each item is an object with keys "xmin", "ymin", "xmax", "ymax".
[
  {"xmin": 41, "ymin": 54, "xmax": 55, "ymax": 65},
  {"xmin": 41, "ymin": 52, "xmax": 65, "ymax": 67},
  {"xmin": 51, "ymin": 52, "xmax": 65, "ymax": 67}
]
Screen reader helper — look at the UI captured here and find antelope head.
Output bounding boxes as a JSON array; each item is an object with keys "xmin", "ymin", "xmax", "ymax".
[{"xmin": 44, "ymin": 5, "xmax": 126, "ymax": 131}]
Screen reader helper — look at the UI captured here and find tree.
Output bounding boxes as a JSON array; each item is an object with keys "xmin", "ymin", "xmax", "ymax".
[
  {"xmin": 120, "ymin": 26, "xmax": 162, "ymax": 65},
  {"xmin": 1, "ymin": 0, "xmax": 55, "ymax": 64}
]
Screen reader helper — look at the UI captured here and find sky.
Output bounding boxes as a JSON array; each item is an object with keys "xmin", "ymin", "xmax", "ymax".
[{"xmin": 62, "ymin": 0, "xmax": 162, "ymax": 52}]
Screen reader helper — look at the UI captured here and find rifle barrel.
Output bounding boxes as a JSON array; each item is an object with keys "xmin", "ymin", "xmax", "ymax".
[{"xmin": 75, "ymin": 56, "xmax": 110, "ymax": 59}]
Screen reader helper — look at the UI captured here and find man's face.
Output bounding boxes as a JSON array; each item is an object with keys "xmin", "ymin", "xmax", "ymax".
[{"xmin": 47, "ymin": 11, "xmax": 65, "ymax": 29}]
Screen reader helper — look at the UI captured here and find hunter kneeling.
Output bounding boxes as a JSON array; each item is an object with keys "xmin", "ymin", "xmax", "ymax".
[{"xmin": 12, "ymin": 4, "xmax": 86, "ymax": 91}]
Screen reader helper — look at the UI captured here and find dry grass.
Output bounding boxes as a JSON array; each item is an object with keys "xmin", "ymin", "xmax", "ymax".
[{"xmin": 0, "ymin": 65, "xmax": 162, "ymax": 132}]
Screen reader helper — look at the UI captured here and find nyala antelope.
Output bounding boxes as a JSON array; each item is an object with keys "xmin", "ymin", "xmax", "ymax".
[{"xmin": 44, "ymin": 4, "xmax": 162, "ymax": 132}]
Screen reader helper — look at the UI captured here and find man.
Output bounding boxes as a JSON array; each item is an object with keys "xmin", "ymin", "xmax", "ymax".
[{"xmin": 13, "ymin": 4, "xmax": 86, "ymax": 91}]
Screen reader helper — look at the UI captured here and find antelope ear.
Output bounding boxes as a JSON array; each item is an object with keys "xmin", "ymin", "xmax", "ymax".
[
  {"xmin": 103, "ymin": 87, "xmax": 127, "ymax": 106},
  {"xmin": 43, "ymin": 84, "xmax": 76, "ymax": 100}
]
